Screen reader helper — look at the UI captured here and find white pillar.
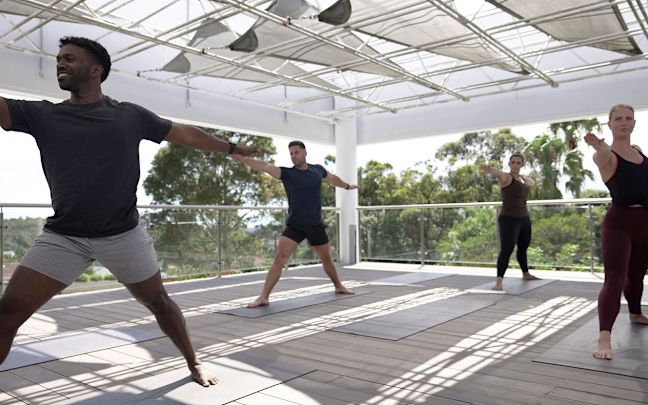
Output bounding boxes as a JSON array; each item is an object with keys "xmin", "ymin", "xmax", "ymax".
[{"xmin": 335, "ymin": 117, "xmax": 358, "ymax": 265}]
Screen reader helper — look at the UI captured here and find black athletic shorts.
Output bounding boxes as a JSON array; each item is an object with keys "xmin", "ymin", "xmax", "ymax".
[{"xmin": 281, "ymin": 223, "xmax": 329, "ymax": 246}]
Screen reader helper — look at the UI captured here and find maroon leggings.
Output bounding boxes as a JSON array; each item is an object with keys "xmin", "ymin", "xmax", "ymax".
[{"xmin": 599, "ymin": 205, "xmax": 648, "ymax": 331}]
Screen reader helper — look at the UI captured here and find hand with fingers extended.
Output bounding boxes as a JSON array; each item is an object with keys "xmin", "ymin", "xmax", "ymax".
[
  {"xmin": 584, "ymin": 132, "xmax": 606, "ymax": 148},
  {"xmin": 479, "ymin": 164, "xmax": 492, "ymax": 173}
]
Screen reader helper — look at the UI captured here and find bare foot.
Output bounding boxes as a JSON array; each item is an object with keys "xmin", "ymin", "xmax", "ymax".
[
  {"xmin": 335, "ymin": 285, "xmax": 354, "ymax": 294},
  {"xmin": 190, "ymin": 363, "xmax": 218, "ymax": 387},
  {"xmin": 523, "ymin": 273, "xmax": 541, "ymax": 280},
  {"xmin": 630, "ymin": 313, "xmax": 648, "ymax": 325},
  {"xmin": 491, "ymin": 277, "xmax": 503, "ymax": 291},
  {"xmin": 247, "ymin": 296, "xmax": 270, "ymax": 308},
  {"xmin": 593, "ymin": 331, "xmax": 612, "ymax": 360}
]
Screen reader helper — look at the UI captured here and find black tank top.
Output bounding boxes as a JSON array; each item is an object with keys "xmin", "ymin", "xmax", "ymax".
[
  {"xmin": 500, "ymin": 177, "xmax": 529, "ymax": 217},
  {"xmin": 605, "ymin": 149, "xmax": 648, "ymax": 207}
]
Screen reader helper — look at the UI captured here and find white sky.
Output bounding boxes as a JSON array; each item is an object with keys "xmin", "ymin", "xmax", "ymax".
[{"xmin": 1, "ymin": 104, "xmax": 646, "ymax": 216}]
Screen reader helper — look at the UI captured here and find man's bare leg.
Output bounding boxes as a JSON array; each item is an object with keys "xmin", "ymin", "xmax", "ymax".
[
  {"xmin": 247, "ymin": 237, "xmax": 299, "ymax": 308},
  {"xmin": 593, "ymin": 330, "xmax": 612, "ymax": 360},
  {"xmin": 125, "ymin": 273, "xmax": 217, "ymax": 387},
  {"xmin": 0, "ymin": 266, "xmax": 66, "ymax": 365},
  {"xmin": 492, "ymin": 276, "xmax": 503, "ymax": 291},
  {"xmin": 312, "ymin": 243, "xmax": 353, "ymax": 294}
]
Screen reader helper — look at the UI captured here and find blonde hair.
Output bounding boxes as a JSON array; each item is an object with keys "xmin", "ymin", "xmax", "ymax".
[{"xmin": 608, "ymin": 104, "xmax": 634, "ymax": 122}]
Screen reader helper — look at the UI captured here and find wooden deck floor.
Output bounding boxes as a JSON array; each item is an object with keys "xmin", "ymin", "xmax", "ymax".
[{"xmin": 1, "ymin": 263, "xmax": 647, "ymax": 404}]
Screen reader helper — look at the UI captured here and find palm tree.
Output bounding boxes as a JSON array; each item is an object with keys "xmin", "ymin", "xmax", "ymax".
[
  {"xmin": 563, "ymin": 149, "xmax": 594, "ymax": 198},
  {"xmin": 549, "ymin": 119, "xmax": 600, "ymax": 198},
  {"xmin": 524, "ymin": 134, "xmax": 564, "ymax": 199}
]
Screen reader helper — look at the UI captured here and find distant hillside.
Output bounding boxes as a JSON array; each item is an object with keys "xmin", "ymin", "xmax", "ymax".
[{"xmin": 2, "ymin": 217, "xmax": 45, "ymax": 260}]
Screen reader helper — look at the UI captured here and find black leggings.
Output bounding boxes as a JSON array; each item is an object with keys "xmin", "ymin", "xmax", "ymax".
[{"xmin": 497, "ymin": 215, "xmax": 531, "ymax": 278}]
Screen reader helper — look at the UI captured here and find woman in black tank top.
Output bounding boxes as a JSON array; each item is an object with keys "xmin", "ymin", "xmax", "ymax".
[
  {"xmin": 481, "ymin": 152, "xmax": 541, "ymax": 291},
  {"xmin": 584, "ymin": 104, "xmax": 648, "ymax": 361}
]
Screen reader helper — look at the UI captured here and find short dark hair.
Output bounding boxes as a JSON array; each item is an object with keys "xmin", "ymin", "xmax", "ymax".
[
  {"xmin": 59, "ymin": 36, "xmax": 111, "ymax": 82},
  {"xmin": 509, "ymin": 152, "xmax": 525, "ymax": 163},
  {"xmin": 288, "ymin": 140, "xmax": 306, "ymax": 149}
]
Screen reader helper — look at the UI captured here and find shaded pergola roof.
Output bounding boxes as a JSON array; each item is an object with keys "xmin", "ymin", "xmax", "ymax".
[{"xmin": 1, "ymin": 0, "xmax": 647, "ymax": 144}]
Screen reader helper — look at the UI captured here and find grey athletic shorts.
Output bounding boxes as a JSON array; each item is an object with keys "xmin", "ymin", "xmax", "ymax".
[{"xmin": 21, "ymin": 224, "xmax": 160, "ymax": 285}]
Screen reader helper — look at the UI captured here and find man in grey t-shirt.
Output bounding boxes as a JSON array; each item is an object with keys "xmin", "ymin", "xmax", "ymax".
[{"xmin": 0, "ymin": 37, "xmax": 266, "ymax": 386}]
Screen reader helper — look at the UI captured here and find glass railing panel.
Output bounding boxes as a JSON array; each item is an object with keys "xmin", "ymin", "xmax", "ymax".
[
  {"xmin": 1, "ymin": 206, "xmax": 55, "ymax": 292},
  {"xmin": 358, "ymin": 199, "xmax": 610, "ymax": 273},
  {"xmin": 428, "ymin": 205, "xmax": 500, "ymax": 266},
  {"xmin": 1, "ymin": 204, "xmax": 339, "ymax": 294},
  {"xmin": 359, "ymin": 208, "xmax": 423, "ymax": 262}
]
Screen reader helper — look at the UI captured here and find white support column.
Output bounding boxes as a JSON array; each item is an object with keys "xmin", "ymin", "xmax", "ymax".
[{"xmin": 335, "ymin": 117, "xmax": 359, "ymax": 265}]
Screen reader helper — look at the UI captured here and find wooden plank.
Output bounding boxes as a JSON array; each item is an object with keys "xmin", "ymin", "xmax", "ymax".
[
  {"xmin": 548, "ymin": 387, "xmax": 643, "ymax": 405},
  {"xmin": 0, "ymin": 370, "xmax": 69, "ymax": 404}
]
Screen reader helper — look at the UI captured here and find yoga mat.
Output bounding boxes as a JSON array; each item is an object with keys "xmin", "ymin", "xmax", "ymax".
[
  {"xmin": 368, "ymin": 272, "xmax": 450, "ymax": 286},
  {"xmin": 466, "ymin": 278, "xmax": 556, "ymax": 295},
  {"xmin": 332, "ymin": 295, "xmax": 498, "ymax": 340},
  {"xmin": 534, "ymin": 316, "xmax": 648, "ymax": 379},
  {"xmin": 68, "ymin": 350, "xmax": 316, "ymax": 404},
  {"xmin": 219, "ymin": 290, "xmax": 371, "ymax": 318},
  {"xmin": 1, "ymin": 327, "xmax": 163, "ymax": 372}
]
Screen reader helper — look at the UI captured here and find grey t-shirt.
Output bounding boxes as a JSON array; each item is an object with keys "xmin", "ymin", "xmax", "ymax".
[{"xmin": 5, "ymin": 96, "xmax": 171, "ymax": 237}]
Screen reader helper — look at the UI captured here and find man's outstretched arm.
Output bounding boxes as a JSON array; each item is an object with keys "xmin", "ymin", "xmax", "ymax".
[
  {"xmin": 0, "ymin": 96, "xmax": 11, "ymax": 130},
  {"xmin": 165, "ymin": 123, "xmax": 267, "ymax": 156},
  {"xmin": 231, "ymin": 154, "xmax": 281, "ymax": 179},
  {"xmin": 324, "ymin": 172, "xmax": 358, "ymax": 190}
]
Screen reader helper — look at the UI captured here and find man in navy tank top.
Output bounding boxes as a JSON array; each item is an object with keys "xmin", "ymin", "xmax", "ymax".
[{"xmin": 233, "ymin": 141, "xmax": 357, "ymax": 308}]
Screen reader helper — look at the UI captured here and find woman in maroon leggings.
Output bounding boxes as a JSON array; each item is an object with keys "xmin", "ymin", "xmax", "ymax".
[{"xmin": 585, "ymin": 104, "xmax": 648, "ymax": 360}]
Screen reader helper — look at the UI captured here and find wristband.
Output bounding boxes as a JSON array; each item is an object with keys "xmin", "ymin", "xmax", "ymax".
[
  {"xmin": 345, "ymin": 183, "xmax": 350, "ymax": 190},
  {"xmin": 227, "ymin": 142, "xmax": 237, "ymax": 154}
]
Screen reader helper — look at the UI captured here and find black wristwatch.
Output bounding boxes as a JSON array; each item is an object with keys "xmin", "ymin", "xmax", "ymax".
[{"xmin": 227, "ymin": 142, "xmax": 237, "ymax": 154}]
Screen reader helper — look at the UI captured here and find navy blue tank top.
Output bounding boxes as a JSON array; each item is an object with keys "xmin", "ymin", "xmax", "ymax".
[{"xmin": 605, "ymin": 149, "xmax": 648, "ymax": 207}]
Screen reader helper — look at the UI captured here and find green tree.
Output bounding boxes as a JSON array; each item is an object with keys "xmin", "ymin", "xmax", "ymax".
[
  {"xmin": 142, "ymin": 130, "xmax": 281, "ymax": 275},
  {"xmin": 524, "ymin": 119, "xmax": 600, "ymax": 199},
  {"xmin": 435, "ymin": 129, "xmax": 527, "ymax": 166},
  {"xmin": 524, "ymin": 134, "xmax": 564, "ymax": 199},
  {"xmin": 357, "ymin": 161, "xmax": 400, "ymax": 206},
  {"xmin": 549, "ymin": 119, "xmax": 599, "ymax": 198}
]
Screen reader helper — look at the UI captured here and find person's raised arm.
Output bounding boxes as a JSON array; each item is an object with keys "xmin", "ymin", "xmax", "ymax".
[
  {"xmin": 0, "ymin": 96, "xmax": 11, "ymax": 130},
  {"xmin": 480, "ymin": 164, "xmax": 510, "ymax": 187},
  {"xmin": 584, "ymin": 132, "xmax": 613, "ymax": 171},
  {"xmin": 231, "ymin": 154, "xmax": 281, "ymax": 179},
  {"xmin": 165, "ymin": 122, "xmax": 268, "ymax": 156},
  {"xmin": 324, "ymin": 172, "xmax": 358, "ymax": 190}
]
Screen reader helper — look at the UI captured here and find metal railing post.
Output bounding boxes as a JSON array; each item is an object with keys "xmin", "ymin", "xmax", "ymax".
[
  {"xmin": 217, "ymin": 210, "xmax": 223, "ymax": 278},
  {"xmin": 336, "ymin": 210, "xmax": 340, "ymax": 262},
  {"xmin": 587, "ymin": 204, "xmax": 598, "ymax": 276},
  {"xmin": 419, "ymin": 213, "xmax": 425, "ymax": 266}
]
